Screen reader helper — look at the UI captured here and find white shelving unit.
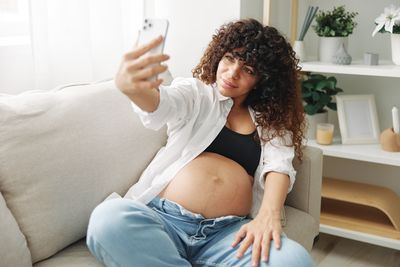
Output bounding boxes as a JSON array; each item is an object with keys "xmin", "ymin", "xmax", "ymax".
[
  {"xmin": 302, "ymin": 61, "xmax": 400, "ymax": 250},
  {"xmin": 301, "ymin": 61, "xmax": 400, "ymax": 78},
  {"xmin": 307, "ymin": 139, "xmax": 400, "ymax": 167}
]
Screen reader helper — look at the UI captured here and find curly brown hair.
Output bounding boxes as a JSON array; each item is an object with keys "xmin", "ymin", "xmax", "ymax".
[{"xmin": 192, "ymin": 19, "xmax": 305, "ymax": 160}]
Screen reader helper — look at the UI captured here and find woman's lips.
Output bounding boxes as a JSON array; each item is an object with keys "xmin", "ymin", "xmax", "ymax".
[{"xmin": 221, "ymin": 79, "xmax": 237, "ymax": 89}]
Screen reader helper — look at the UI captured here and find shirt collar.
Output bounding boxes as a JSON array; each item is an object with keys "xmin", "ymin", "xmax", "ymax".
[
  {"xmin": 211, "ymin": 83, "xmax": 257, "ymax": 118},
  {"xmin": 211, "ymin": 83, "xmax": 231, "ymax": 102}
]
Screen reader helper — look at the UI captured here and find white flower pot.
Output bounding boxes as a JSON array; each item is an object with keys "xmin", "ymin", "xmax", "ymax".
[
  {"xmin": 391, "ymin": 34, "xmax": 400, "ymax": 65},
  {"xmin": 306, "ymin": 112, "xmax": 328, "ymax": 139},
  {"xmin": 318, "ymin": 37, "xmax": 348, "ymax": 63},
  {"xmin": 293, "ymin": 40, "xmax": 306, "ymax": 62}
]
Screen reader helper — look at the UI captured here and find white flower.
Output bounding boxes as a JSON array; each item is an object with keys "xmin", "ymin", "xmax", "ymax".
[{"xmin": 372, "ymin": 5, "xmax": 400, "ymax": 36}]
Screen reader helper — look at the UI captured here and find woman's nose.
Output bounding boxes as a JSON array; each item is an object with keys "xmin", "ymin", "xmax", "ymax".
[{"xmin": 228, "ymin": 63, "xmax": 240, "ymax": 79}]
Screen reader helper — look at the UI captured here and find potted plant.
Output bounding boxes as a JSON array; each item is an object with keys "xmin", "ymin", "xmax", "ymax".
[
  {"xmin": 372, "ymin": 5, "xmax": 400, "ymax": 65},
  {"xmin": 302, "ymin": 73, "xmax": 343, "ymax": 139},
  {"xmin": 313, "ymin": 5, "xmax": 358, "ymax": 62}
]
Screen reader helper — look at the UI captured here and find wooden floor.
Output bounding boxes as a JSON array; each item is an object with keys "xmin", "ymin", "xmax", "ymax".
[{"xmin": 311, "ymin": 233, "xmax": 400, "ymax": 267}]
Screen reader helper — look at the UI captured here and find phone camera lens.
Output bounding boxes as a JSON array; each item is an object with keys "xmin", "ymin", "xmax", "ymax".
[
  {"xmin": 148, "ymin": 23, "xmax": 152, "ymax": 27},
  {"xmin": 143, "ymin": 26, "xmax": 146, "ymax": 30}
]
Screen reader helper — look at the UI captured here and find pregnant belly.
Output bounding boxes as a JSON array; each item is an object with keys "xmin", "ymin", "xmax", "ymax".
[{"xmin": 158, "ymin": 152, "xmax": 254, "ymax": 218}]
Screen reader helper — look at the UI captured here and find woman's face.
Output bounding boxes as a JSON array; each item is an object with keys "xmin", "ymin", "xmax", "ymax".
[{"xmin": 216, "ymin": 52, "xmax": 259, "ymax": 105}]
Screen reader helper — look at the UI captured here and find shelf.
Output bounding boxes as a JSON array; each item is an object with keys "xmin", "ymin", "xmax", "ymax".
[
  {"xmin": 320, "ymin": 177, "xmax": 400, "ymax": 250},
  {"xmin": 306, "ymin": 139, "xmax": 400, "ymax": 167},
  {"xmin": 300, "ymin": 60, "xmax": 400, "ymax": 78},
  {"xmin": 322, "ymin": 177, "xmax": 400, "ymax": 230},
  {"xmin": 321, "ymin": 199, "xmax": 400, "ymax": 238},
  {"xmin": 320, "ymin": 224, "xmax": 400, "ymax": 250}
]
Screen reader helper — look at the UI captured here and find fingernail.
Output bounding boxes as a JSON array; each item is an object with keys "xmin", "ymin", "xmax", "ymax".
[{"xmin": 252, "ymin": 261, "xmax": 257, "ymax": 267}]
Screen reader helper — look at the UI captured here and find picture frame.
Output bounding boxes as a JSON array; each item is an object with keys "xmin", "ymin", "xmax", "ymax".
[{"xmin": 336, "ymin": 94, "xmax": 380, "ymax": 144}]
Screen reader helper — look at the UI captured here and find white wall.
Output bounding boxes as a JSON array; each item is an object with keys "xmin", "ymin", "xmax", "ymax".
[
  {"xmin": 240, "ymin": 0, "xmax": 263, "ymax": 21},
  {"xmin": 150, "ymin": 0, "xmax": 240, "ymax": 78},
  {"xmin": 269, "ymin": 0, "xmax": 400, "ymax": 193},
  {"xmin": 149, "ymin": 0, "xmax": 263, "ymax": 78}
]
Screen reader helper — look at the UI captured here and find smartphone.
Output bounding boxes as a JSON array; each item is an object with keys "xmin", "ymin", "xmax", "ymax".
[{"xmin": 137, "ymin": 18, "xmax": 169, "ymax": 81}]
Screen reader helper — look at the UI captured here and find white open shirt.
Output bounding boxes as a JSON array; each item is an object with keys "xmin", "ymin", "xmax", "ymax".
[{"xmin": 122, "ymin": 77, "xmax": 296, "ymax": 218}]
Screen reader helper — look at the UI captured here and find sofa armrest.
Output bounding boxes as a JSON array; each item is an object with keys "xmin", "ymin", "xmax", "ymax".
[{"xmin": 285, "ymin": 146, "xmax": 323, "ymax": 226}]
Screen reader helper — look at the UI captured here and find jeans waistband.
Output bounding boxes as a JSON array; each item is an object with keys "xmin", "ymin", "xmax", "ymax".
[
  {"xmin": 149, "ymin": 197, "xmax": 205, "ymax": 220},
  {"xmin": 148, "ymin": 197, "xmax": 247, "ymax": 224}
]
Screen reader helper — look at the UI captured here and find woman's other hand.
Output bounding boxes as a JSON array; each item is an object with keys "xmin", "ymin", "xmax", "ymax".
[{"xmin": 231, "ymin": 211, "xmax": 282, "ymax": 267}]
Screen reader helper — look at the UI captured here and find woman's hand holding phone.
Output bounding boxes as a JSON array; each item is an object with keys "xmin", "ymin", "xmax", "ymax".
[
  {"xmin": 115, "ymin": 36, "xmax": 169, "ymax": 96},
  {"xmin": 115, "ymin": 18, "xmax": 169, "ymax": 112}
]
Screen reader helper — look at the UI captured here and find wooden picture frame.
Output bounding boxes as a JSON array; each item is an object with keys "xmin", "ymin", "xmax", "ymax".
[
  {"xmin": 263, "ymin": 0, "xmax": 298, "ymax": 44},
  {"xmin": 336, "ymin": 94, "xmax": 380, "ymax": 144}
]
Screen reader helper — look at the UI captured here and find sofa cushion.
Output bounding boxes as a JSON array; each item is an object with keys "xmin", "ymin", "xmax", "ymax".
[
  {"xmin": 33, "ymin": 239, "xmax": 102, "ymax": 267},
  {"xmin": 287, "ymin": 146, "xmax": 322, "ymax": 226},
  {"xmin": 0, "ymin": 80, "xmax": 167, "ymax": 263},
  {"xmin": 283, "ymin": 206, "xmax": 318, "ymax": 252},
  {"xmin": 0, "ymin": 192, "xmax": 32, "ymax": 267}
]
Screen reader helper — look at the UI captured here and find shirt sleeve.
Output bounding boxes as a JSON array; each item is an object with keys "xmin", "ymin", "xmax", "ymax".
[
  {"xmin": 131, "ymin": 78, "xmax": 197, "ymax": 130},
  {"xmin": 258, "ymin": 132, "xmax": 297, "ymax": 193}
]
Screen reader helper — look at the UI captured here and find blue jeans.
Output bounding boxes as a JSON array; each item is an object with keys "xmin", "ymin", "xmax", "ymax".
[{"xmin": 86, "ymin": 197, "xmax": 315, "ymax": 267}]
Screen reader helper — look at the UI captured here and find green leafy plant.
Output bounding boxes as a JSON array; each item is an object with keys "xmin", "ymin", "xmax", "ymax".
[
  {"xmin": 302, "ymin": 73, "xmax": 343, "ymax": 115},
  {"xmin": 313, "ymin": 6, "xmax": 358, "ymax": 37}
]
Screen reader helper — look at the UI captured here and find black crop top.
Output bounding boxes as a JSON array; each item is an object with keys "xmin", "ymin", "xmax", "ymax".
[{"xmin": 204, "ymin": 126, "xmax": 261, "ymax": 176}]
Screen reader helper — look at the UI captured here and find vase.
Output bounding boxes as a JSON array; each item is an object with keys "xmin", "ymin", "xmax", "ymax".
[
  {"xmin": 293, "ymin": 40, "xmax": 306, "ymax": 62},
  {"xmin": 306, "ymin": 111, "xmax": 328, "ymax": 139},
  {"xmin": 318, "ymin": 37, "xmax": 348, "ymax": 63},
  {"xmin": 391, "ymin": 34, "xmax": 400, "ymax": 65},
  {"xmin": 332, "ymin": 43, "xmax": 352, "ymax": 65}
]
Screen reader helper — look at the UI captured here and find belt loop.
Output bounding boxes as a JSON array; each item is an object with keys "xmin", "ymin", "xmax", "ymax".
[{"xmin": 159, "ymin": 197, "xmax": 166, "ymax": 212}]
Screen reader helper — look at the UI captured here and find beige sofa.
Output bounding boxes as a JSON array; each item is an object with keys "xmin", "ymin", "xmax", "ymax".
[{"xmin": 0, "ymin": 80, "xmax": 322, "ymax": 267}]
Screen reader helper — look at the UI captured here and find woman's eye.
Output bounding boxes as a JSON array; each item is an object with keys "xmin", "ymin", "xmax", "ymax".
[
  {"xmin": 243, "ymin": 67, "xmax": 255, "ymax": 75},
  {"xmin": 224, "ymin": 54, "xmax": 234, "ymax": 62}
]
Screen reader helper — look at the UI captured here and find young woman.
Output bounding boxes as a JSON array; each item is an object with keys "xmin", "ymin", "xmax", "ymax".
[{"xmin": 87, "ymin": 19, "xmax": 315, "ymax": 267}]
